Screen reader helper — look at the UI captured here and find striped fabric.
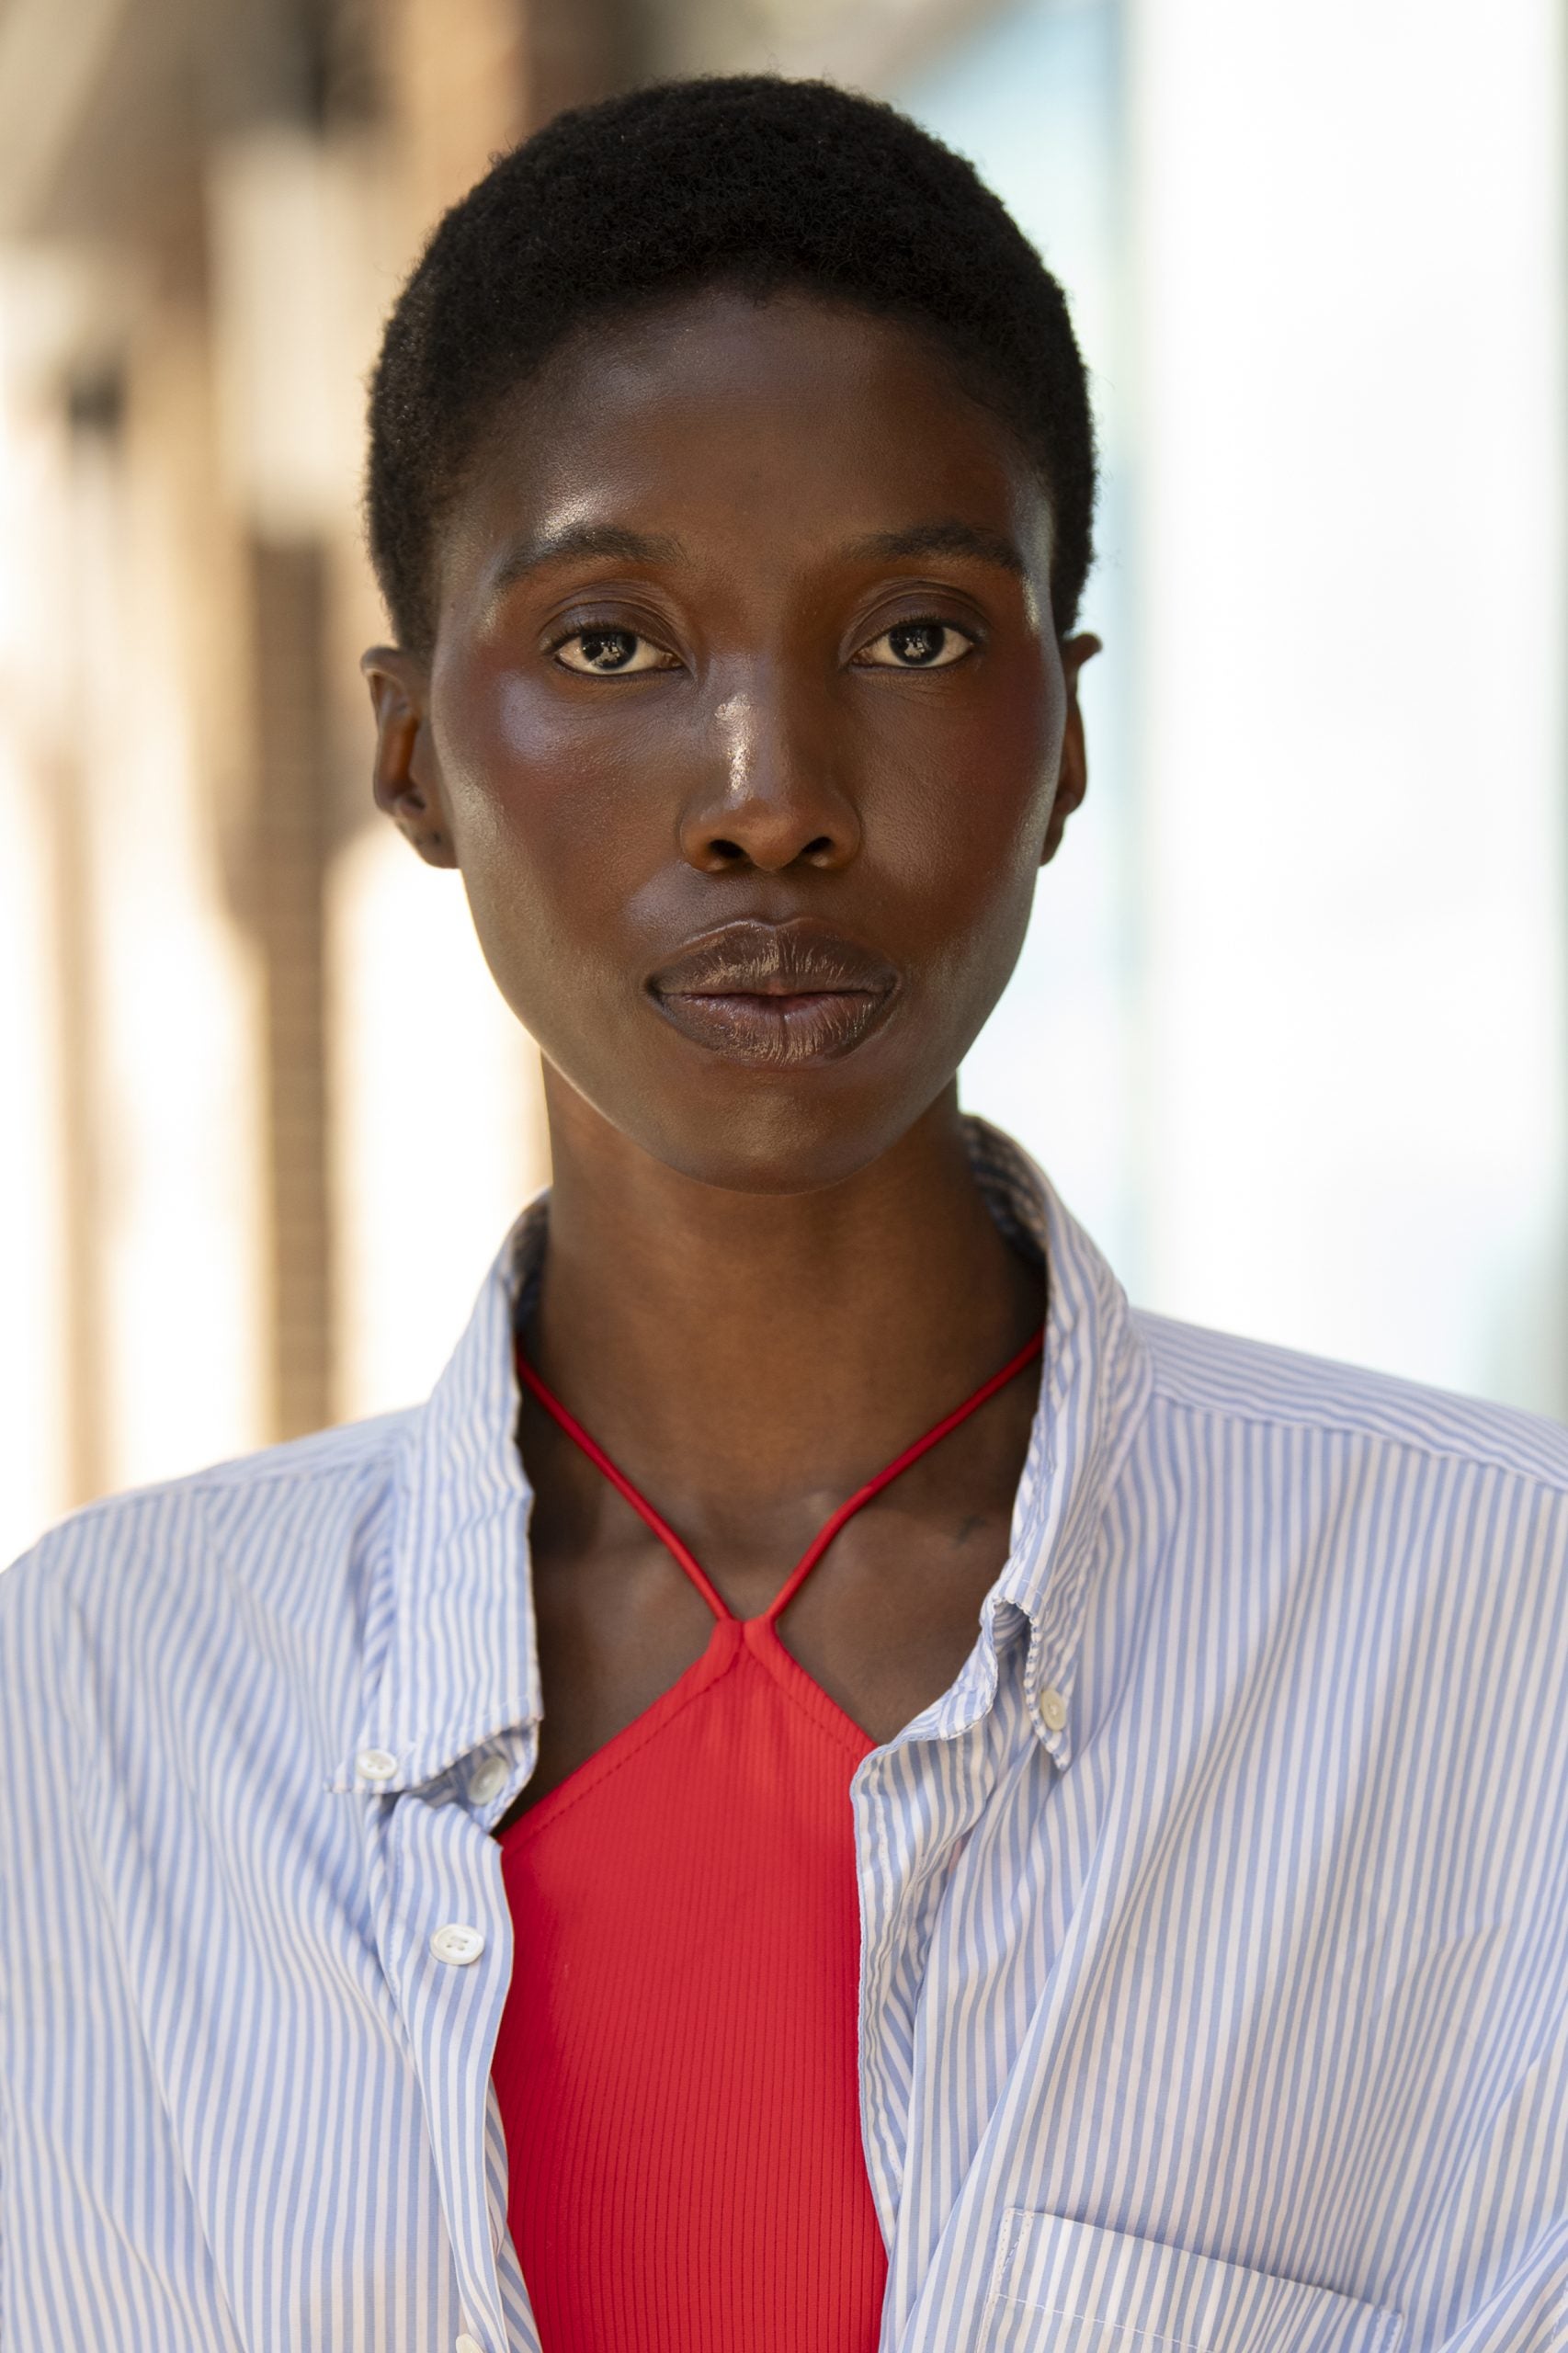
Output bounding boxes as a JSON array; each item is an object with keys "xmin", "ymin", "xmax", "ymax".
[{"xmin": 2, "ymin": 1117, "xmax": 1564, "ymax": 2352}]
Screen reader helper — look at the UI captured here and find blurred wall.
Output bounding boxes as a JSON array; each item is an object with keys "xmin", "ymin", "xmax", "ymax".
[
  {"xmin": 2, "ymin": 0, "xmax": 1564, "ymax": 1569},
  {"xmin": 0, "ymin": 0, "xmax": 617, "ymax": 1560}
]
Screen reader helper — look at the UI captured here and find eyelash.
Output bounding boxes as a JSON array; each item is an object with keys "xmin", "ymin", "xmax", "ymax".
[
  {"xmin": 854, "ymin": 616, "xmax": 977, "ymax": 669},
  {"xmin": 545, "ymin": 627, "xmax": 674, "ymax": 676}
]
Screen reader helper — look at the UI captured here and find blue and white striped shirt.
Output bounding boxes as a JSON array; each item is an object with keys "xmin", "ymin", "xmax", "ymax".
[{"xmin": 3, "ymin": 1120, "xmax": 1565, "ymax": 2351}]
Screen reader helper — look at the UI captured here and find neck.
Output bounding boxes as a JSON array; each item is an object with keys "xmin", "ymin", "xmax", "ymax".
[{"xmin": 526, "ymin": 1072, "xmax": 1044, "ymax": 1514}]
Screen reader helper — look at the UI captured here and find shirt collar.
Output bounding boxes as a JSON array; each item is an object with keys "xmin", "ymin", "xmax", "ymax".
[
  {"xmin": 328, "ymin": 1195, "xmax": 547, "ymax": 1795},
  {"xmin": 952, "ymin": 1119, "xmax": 1152, "ymax": 1770},
  {"xmin": 331, "ymin": 1116, "xmax": 1148, "ymax": 1793}
]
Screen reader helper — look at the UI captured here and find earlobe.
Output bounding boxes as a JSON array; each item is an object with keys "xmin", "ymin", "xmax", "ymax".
[
  {"xmin": 360, "ymin": 643, "xmax": 460, "ymax": 869},
  {"xmin": 1040, "ymin": 737, "xmax": 1086, "ymax": 868},
  {"xmin": 1040, "ymin": 631, "xmax": 1099, "ymax": 868}
]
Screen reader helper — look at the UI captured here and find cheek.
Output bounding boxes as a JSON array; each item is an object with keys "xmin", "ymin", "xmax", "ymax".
[
  {"xmin": 425, "ymin": 664, "xmax": 618, "ymax": 1039},
  {"xmin": 433, "ymin": 658, "xmax": 638, "ymax": 944},
  {"xmin": 881, "ymin": 664, "xmax": 1062, "ymax": 925},
  {"xmin": 869, "ymin": 666, "xmax": 1062, "ymax": 1059}
]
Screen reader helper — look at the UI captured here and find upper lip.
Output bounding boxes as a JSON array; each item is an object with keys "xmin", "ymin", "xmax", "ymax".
[{"xmin": 649, "ymin": 919, "xmax": 899, "ymax": 1003}]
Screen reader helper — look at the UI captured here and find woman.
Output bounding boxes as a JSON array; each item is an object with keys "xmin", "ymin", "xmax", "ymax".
[{"xmin": 3, "ymin": 75, "xmax": 1563, "ymax": 2353}]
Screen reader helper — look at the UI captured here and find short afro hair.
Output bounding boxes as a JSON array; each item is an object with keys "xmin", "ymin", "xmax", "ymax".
[{"xmin": 366, "ymin": 74, "xmax": 1096, "ymax": 654}]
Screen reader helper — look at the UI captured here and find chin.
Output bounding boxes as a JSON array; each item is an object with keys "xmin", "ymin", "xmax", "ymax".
[
  {"xmin": 536, "ymin": 997, "xmax": 971, "ymax": 1199},
  {"xmin": 635, "ymin": 1087, "xmax": 928, "ymax": 1197},
  {"xmin": 551, "ymin": 1040, "xmax": 943, "ymax": 1196}
]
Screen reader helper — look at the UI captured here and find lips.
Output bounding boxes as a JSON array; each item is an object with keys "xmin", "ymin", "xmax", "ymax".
[{"xmin": 647, "ymin": 919, "xmax": 898, "ymax": 1067}]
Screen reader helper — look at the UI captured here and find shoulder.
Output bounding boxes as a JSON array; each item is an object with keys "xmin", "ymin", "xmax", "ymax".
[
  {"xmin": 1131, "ymin": 1307, "xmax": 1568, "ymax": 1495},
  {"xmin": 0, "ymin": 1410, "xmax": 415, "ymax": 1637},
  {"xmin": 1117, "ymin": 1315, "xmax": 1568, "ymax": 1730}
]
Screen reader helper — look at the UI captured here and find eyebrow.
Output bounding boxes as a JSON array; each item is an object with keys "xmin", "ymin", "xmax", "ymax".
[
  {"xmin": 842, "ymin": 520, "xmax": 1028, "ymax": 576},
  {"xmin": 489, "ymin": 523, "xmax": 686, "ymax": 596},
  {"xmin": 485, "ymin": 515, "xmax": 1028, "ymax": 601}
]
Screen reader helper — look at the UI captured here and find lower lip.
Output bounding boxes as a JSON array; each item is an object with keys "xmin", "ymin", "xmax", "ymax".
[{"xmin": 652, "ymin": 987, "xmax": 890, "ymax": 1066}]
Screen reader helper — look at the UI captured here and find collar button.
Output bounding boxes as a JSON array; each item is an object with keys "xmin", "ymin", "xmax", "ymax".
[{"xmin": 468, "ymin": 1754, "xmax": 508, "ymax": 1807}]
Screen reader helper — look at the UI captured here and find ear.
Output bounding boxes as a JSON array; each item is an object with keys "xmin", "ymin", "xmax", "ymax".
[
  {"xmin": 1040, "ymin": 632, "xmax": 1101, "ymax": 868},
  {"xmin": 360, "ymin": 644, "xmax": 460, "ymax": 869}
]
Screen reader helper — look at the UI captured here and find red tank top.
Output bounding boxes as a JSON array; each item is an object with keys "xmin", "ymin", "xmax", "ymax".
[{"xmin": 492, "ymin": 1329, "xmax": 1043, "ymax": 2352}]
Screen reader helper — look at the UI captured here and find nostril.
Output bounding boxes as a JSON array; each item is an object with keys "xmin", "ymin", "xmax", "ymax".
[{"xmin": 687, "ymin": 825, "xmax": 850, "ymax": 874}]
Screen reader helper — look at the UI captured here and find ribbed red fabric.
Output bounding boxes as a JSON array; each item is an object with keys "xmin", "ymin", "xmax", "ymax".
[{"xmin": 493, "ymin": 1330, "xmax": 1043, "ymax": 2351}]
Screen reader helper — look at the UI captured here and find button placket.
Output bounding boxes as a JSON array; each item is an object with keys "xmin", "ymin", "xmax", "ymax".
[
  {"xmin": 369, "ymin": 1780, "xmax": 516, "ymax": 2350},
  {"xmin": 852, "ymin": 1753, "xmax": 922, "ymax": 2235},
  {"xmin": 431, "ymin": 1922, "xmax": 486, "ymax": 1966}
]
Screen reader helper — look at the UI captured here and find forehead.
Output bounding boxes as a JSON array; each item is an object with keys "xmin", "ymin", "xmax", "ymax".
[{"xmin": 440, "ymin": 287, "xmax": 1054, "ymax": 597}]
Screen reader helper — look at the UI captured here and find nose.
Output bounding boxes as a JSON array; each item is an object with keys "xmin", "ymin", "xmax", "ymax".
[{"xmin": 676, "ymin": 681, "xmax": 861, "ymax": 875}]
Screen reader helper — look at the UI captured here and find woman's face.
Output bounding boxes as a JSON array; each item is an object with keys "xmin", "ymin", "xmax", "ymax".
[{"xmin": 365, "ymin": 287, "xmax": 1096, "ymax": 1193}]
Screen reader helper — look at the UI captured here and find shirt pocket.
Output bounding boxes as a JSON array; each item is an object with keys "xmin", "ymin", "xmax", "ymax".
[{"xmin": 985, "ymin": 2211, "xmax": 1404, "ymax": 2353}]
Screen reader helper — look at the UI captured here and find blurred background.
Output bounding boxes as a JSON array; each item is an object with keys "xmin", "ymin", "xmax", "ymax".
[{"xmin": 2, "ymin": 0, "xmax": 1564, "ymax": 1565}]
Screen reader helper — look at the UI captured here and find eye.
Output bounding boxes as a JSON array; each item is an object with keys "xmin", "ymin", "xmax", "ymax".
[
  {"xmin": 552, "ymin": 627, "xmax": 678, "ymax": 676},
  {"xmin": 855, "ymin": 620, "xmax": 975, "ymax": 671}
]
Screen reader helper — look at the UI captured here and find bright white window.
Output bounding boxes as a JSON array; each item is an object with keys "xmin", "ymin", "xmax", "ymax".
[{"xmin": 909, "ymin": 0, "xmax": 1567, "ymax": 1415}]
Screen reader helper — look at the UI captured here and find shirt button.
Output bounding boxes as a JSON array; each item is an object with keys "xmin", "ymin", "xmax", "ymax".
[
  {"xmin": 430, "ymin": 1922, "xmax": 485, "ymax": 1967},
  {"xmin": 468, "ymin": 1755, "xmax": 508, "ymax": 1806},
  {"xmin": 1038, "ymin": 1686, "xmax": 1068, "ymax": 1732},
  {"xmin": 357, "ymin": 1746, "xmax": 398, "ymax": 1782},
  {"xmin": 455, "ymin": 2337, "xmax": 483, "ymax": 2353}
]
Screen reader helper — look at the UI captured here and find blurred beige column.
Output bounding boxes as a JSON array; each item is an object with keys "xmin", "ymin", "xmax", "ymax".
[
  {"xmin": 0, "ymin": 314, "xmax": 82, "ymax": 1557},
  {"xmin": 387, "ymin": 0, "xmax": 637, "ymax": 228},
  {"xmin": 386, "ymin": 0, "xmax": 530, "ymax": 233},
  {"xmin": 208, "ymin": 98, "xmax": 551, "ymax": 1434},
  {"xmin": 0, "ymin": 223, "xmax": 269, "ymax": 1555},
  {"xmin": 210, "ymin": 127, "xmax": 369, "ymax": 1442}
]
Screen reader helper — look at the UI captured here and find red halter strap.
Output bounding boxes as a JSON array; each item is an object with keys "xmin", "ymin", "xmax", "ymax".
[{"xmin": 514, "ymin": 1325, "xmax": 1044, "ymax": 1627}]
